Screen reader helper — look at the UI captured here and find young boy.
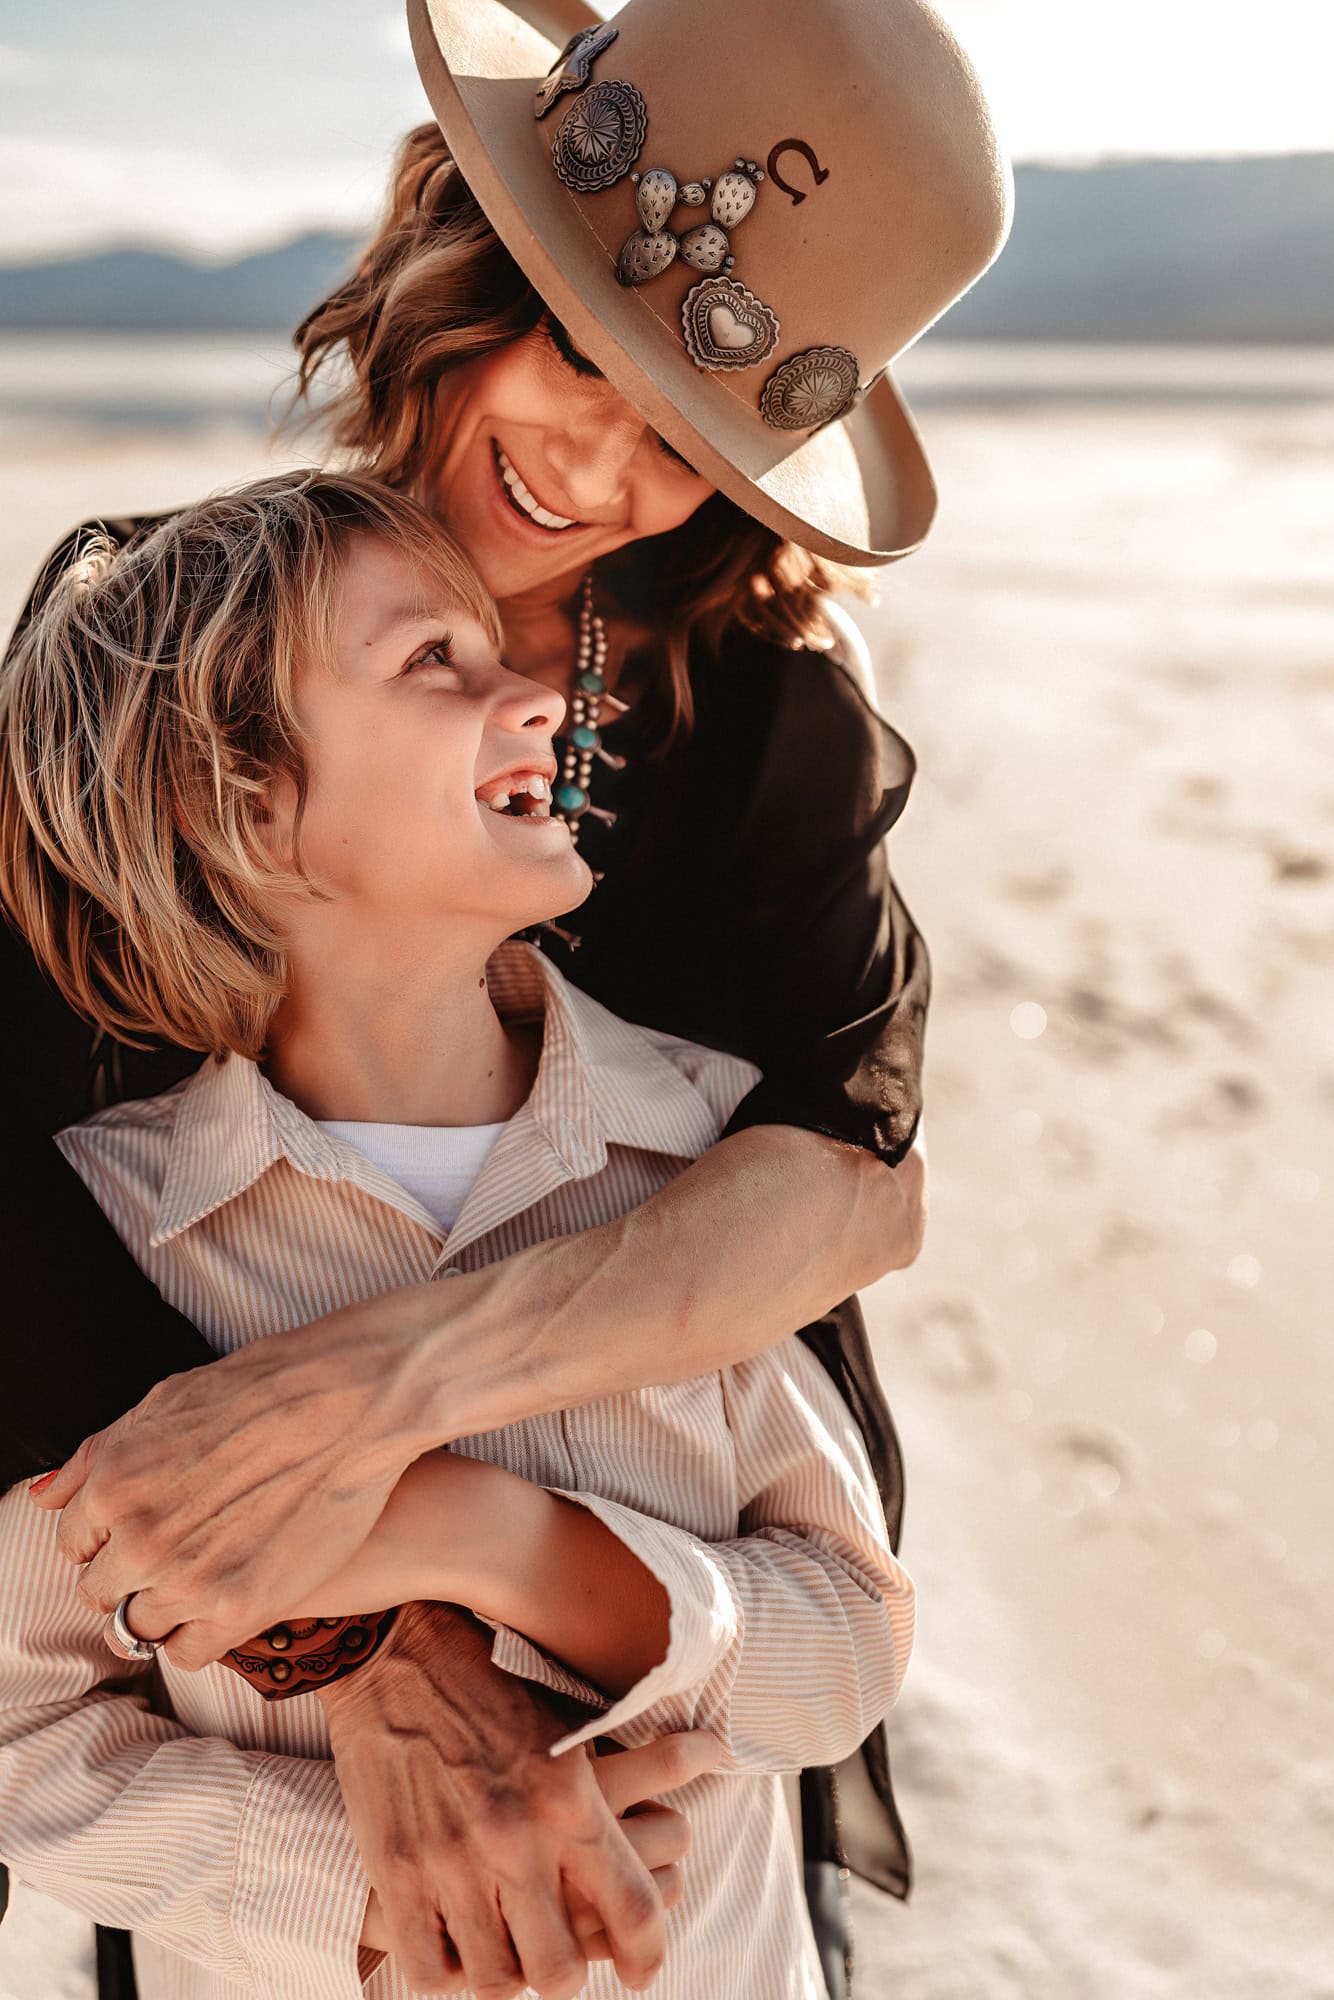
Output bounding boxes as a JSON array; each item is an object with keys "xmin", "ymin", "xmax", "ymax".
[{"xmin": 0, "ymin": 472, "xmax": 913, "ymax": 1999}]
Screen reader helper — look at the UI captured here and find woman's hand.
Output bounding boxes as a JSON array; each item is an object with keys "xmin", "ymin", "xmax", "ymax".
[
  {"xmin": 359, "ymin": 1792, "xmax": 691, "ymax": 1991},
  {"xmin": 31, "ymin": 1126, "xmax": 924, "ymax": 1664},
  {"xmin": 323, "ymin": 1599, "xmax": 719, "ymax": 1998},
  {"xmin": 30, "ymin": 1289, "xmax": 444, "ymax": 1667}
]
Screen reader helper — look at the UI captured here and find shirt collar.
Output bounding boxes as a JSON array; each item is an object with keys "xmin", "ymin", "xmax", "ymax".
[{"xmin": 149, "ymin": 942, "xmax": 724, "ymax": 1252}]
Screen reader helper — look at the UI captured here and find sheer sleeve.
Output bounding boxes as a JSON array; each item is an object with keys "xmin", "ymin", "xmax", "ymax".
[
  {"xmin": 716, "ymin": 631, "xmax": 928, "ymax": 1167},
  {"xmin": 0, "ymin": 516, "xmax": 213, "ymax": 1491}
]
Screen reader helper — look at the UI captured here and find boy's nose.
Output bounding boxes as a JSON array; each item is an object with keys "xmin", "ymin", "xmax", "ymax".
[{"xmin": 495, "ymin": 672, "xmax": 567, "ymax": 737}]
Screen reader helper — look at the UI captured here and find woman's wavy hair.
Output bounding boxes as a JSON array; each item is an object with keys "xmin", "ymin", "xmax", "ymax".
[
  {"xmin": 293, "ymin": 123, "xmax": 875, "ymax": 735},
  {"xmin": 0, "ymin": 471, "xmax": 501, "ymax": 1061}
]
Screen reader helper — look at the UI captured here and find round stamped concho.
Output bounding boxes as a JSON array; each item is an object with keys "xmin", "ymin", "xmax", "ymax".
[
  {"xmin": 552, "ymin": 80, "xmax": 648, "ymax": 193},
  {"xmin": 681, "ymin": 277, "xmax": 780, "ymax": 372},
  {"xmin": 759, "ymin": 346, "xmax": 862, "ymax": 430}
]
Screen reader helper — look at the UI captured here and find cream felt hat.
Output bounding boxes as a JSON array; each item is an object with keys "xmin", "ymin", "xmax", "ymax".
[{"xmin": 406, "ymin": 0, "xmax": 1012, "ymax": 565}]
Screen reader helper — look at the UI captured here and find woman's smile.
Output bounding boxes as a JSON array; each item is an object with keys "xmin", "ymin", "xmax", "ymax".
[
  {"xmin": 425, "ymin": 333, "xmax": 715, "ymax": 604},
  {"xmin": 491, "ymin": 441, "xmax": 585, "ymax": 534}
]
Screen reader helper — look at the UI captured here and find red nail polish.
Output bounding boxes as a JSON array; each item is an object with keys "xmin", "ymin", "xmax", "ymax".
[{"xmin": 29, "ymin": 1470, "xmax": 59, "ymax": 1494}]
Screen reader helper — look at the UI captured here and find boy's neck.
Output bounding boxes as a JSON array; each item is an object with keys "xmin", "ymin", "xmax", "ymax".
[{"xmin": 263, "ymin": 921, "xmax": 538, "ymax": 1129}]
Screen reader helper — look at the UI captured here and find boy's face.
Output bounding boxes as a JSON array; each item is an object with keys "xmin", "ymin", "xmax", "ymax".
[{"xmin": 275, "ymin": 534, "xmax": 591, "ymax": 940}]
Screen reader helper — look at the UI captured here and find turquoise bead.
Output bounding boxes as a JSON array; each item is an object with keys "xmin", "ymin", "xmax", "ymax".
[
  {"xmin": 555, "ymin": 782, "xmax": 588, "ymax": 814},
  {"xmin": 577, "ymin": 670, "xmax": 606, "ymax": 694},
  {"xmin": 571, "ymin": 724, "xmax": 600, "ymax": 751}
]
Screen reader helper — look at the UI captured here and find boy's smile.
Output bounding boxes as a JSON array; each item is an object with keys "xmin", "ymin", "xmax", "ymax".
[
  {"xmin": 270, "ymin": 531, "xmax": 592, "ymax": 947},
  {"xmin": 473, "ymin": 750, "xmax": 557, "ymax": 821}
]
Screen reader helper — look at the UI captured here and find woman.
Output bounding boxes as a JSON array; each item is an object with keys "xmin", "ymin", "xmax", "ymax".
[{"xmin": 1, "ymin": 0, "xmax": 1009, "ymax": 1993}]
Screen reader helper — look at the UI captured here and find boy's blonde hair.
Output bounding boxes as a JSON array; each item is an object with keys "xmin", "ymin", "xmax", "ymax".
[{"xmin": 0, "ymin": 470, "xmax": 501, "ymax": 1061}]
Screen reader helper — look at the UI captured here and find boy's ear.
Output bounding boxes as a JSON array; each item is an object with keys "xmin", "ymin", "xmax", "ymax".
[{"xmin": 255, "ymin": 769, "xmax": 300, "ymax": 864}]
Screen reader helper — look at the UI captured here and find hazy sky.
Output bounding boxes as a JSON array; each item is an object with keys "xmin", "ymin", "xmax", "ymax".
[{"xmin": 0, "ymin": 0, "xmax": 1330, "ymax": 259}]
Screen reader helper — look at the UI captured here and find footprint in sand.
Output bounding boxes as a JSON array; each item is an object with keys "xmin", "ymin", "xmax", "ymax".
[
  {"xmin": 1154, "ymin": 1070, "xmax": 1267, "ymax": 1134},
  {"xmin": 903, "ymin": 1294, "xmax": 1000, "ymax": 1394},
  {"xmin": 1103, "ymin": 1757, "xmax": 1198, "ymax": 1833},
  {"xmin": 1269, "ymin": 845, "xmax": 1329, "ymax": 883},
  {"xmin": 1000, "ymin": 865, "xmax": 1073, "ymax": 906},
  {"xmin": 1033, "ymin": 1421, "xmax": 1137, "ymax": 1525}
]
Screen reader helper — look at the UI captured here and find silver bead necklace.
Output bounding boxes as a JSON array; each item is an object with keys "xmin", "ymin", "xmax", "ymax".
[{"xmin": 551, "ymin": 573, "xmax": 627, "ymax": 843}]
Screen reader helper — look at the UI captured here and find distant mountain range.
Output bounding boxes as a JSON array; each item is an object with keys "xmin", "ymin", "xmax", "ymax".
[
  {"xmin": 943, "ymin": 154, "xmax": 1334, "ymax": 342},
  {"xmin": 1, "ymin": 155, "xmax": 1331, "ymax": 342}
]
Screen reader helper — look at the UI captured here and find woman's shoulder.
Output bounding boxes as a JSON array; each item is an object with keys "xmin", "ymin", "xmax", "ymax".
[{"xmin": 696, "ymin": 602, "xmax": 916, "ymax": 809}]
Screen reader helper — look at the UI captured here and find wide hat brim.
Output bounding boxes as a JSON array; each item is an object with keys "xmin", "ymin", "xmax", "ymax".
[{"xmin": 407, "ymin": 0, "xmax": 938, "ymax": 565}]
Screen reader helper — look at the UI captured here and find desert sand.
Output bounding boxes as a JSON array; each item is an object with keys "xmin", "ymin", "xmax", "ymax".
[{"xmin": 1, "ymin": 395, "xmax": 1330, "ymax": 1997}]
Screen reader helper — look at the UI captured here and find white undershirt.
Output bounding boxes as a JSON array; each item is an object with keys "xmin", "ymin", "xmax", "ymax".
[{"xmin": 316, "ymin": 1117, "xmax": 506, "ymax": 1233}]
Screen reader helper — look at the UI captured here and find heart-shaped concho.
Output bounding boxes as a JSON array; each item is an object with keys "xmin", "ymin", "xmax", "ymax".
[
  {"xmin": 617, "ymin": 229, "xmax": 679, "ymax": 287},
  {"xmin": 681, "ymin": 277, "xmax": 780, "ymax": 371}
]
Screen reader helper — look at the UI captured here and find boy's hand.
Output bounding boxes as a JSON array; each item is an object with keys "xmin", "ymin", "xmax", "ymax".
[{"xmin": 322, "ymin": 1600, "xmax": 718, "ymax": 1997}]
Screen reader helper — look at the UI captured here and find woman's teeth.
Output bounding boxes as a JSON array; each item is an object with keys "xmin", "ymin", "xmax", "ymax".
[
  {"xmin": 495, "ymin": 444, "xmax": 579, "ymax": 532},
  {"xmin": 478, "ymin": 773, "xmax": 554, "ymax": 818}
]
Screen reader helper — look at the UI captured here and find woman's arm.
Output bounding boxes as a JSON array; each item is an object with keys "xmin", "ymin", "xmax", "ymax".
[
  {"xmin": 1, "ymin": 511, "xmax": 218, "ymax": 1491},
  {"xmin": 0, "ymin": 928, "xmax": 214, "ymax": 1491},
  {"xmin": 42, "ymin": 1118, "xmax": 923, "ymax": 1665}
]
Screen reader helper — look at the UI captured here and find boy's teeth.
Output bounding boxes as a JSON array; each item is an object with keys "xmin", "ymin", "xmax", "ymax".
[
  {"xmin": 479, "ymin": 774, "xmax": 555, "ymax": 815},
  {"xmin": 496, "ymin": 446, "xmax": 577, "ymax": 531}
]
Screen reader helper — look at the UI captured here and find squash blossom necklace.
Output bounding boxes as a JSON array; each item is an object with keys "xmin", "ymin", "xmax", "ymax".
[{"xmin": 552, "ymin": 572, "xmax": 627, "ymax": 842}]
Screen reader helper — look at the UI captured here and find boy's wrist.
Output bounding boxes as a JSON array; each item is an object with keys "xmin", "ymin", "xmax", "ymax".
[
  {"xmin": 370, "ymin": 1450, "xmax": 544, "ymax": 1614},
  {"xmin": 431, "ymin": 1457, "xmax": 552, "ymax": 1621}
]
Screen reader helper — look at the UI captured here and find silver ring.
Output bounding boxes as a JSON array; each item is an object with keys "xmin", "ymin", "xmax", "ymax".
[{"xmin": 106, "ymin": 1595, "xmax": 161, "ymax": 1664}]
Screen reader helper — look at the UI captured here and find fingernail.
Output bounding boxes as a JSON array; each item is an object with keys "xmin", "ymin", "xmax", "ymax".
[{"xmin": 29, "ymin": 1470, "xmax": 59, "ymax": 1494}]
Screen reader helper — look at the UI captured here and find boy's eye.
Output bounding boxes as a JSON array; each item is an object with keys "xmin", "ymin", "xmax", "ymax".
[{"xmin": 406, "ymin": 637, "xmax": 459, "ymax": 675}]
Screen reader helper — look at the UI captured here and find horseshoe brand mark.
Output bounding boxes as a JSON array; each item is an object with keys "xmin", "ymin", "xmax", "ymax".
[{"xmin": 765, "ymin": 138, "xmax": 830, "ymax": 206}]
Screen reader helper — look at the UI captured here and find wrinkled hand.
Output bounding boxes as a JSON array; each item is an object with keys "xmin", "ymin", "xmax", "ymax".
[
  {"xmin": 322, "ymin": 1600, "xmax": 719, "ymax": 1999},
  {"xmin": 360, "ymin": 1779, "xmax": 692, "ymax": 1978},
  {"xmin": 30, "ymin": 1297, "xmax": 431, "ymax": 1666}
]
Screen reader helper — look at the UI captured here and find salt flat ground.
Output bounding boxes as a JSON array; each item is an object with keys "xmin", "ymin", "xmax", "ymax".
[{"xmin": 1, "ymin": 396, "xmax": 1331, "ymax": 1997}]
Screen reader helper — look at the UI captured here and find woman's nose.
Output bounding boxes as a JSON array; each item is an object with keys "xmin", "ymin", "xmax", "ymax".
[{"xmin": 545, "ymin": 402, "xmax": 646, "ymax": 516}]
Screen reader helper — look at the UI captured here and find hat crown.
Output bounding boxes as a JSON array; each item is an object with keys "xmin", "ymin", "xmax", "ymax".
[
  {"xmin": 410, "ymin": 0, "xmax": 1012, "ymax": 560},
  {"xmin": 552, "ymin": 0, "xmax": 1011, "ymax": 379}
]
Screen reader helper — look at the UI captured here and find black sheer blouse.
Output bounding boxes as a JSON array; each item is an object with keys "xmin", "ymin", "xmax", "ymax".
[{"xmin": 0, "ymin": 518, "xmax": 927, "ymax": 1917}]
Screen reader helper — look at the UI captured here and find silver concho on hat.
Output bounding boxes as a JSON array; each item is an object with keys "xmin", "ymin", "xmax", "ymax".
[
  {"xmin": 533, "ymin": 25, "xmax": 619, "ymax": 119},
  {"xmin": 759, "ymin": 346, "xmax": 862, "ymax": 430},
  {"xmin": 617, "ymin": 159, "xmax": 765, "ymax": 288},
  {"xmin": 551, "ymin": 80, "xmax": 648, "ymax": 193},
  {"xmin": 682, "ymin": 277, "xmax": 780, "ymax": 372}
]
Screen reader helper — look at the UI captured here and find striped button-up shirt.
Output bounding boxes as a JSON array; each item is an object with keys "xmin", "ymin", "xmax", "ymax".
[{"xmin": 0, "ymin": 943, "xmax": 914, "ymax": 2000}]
